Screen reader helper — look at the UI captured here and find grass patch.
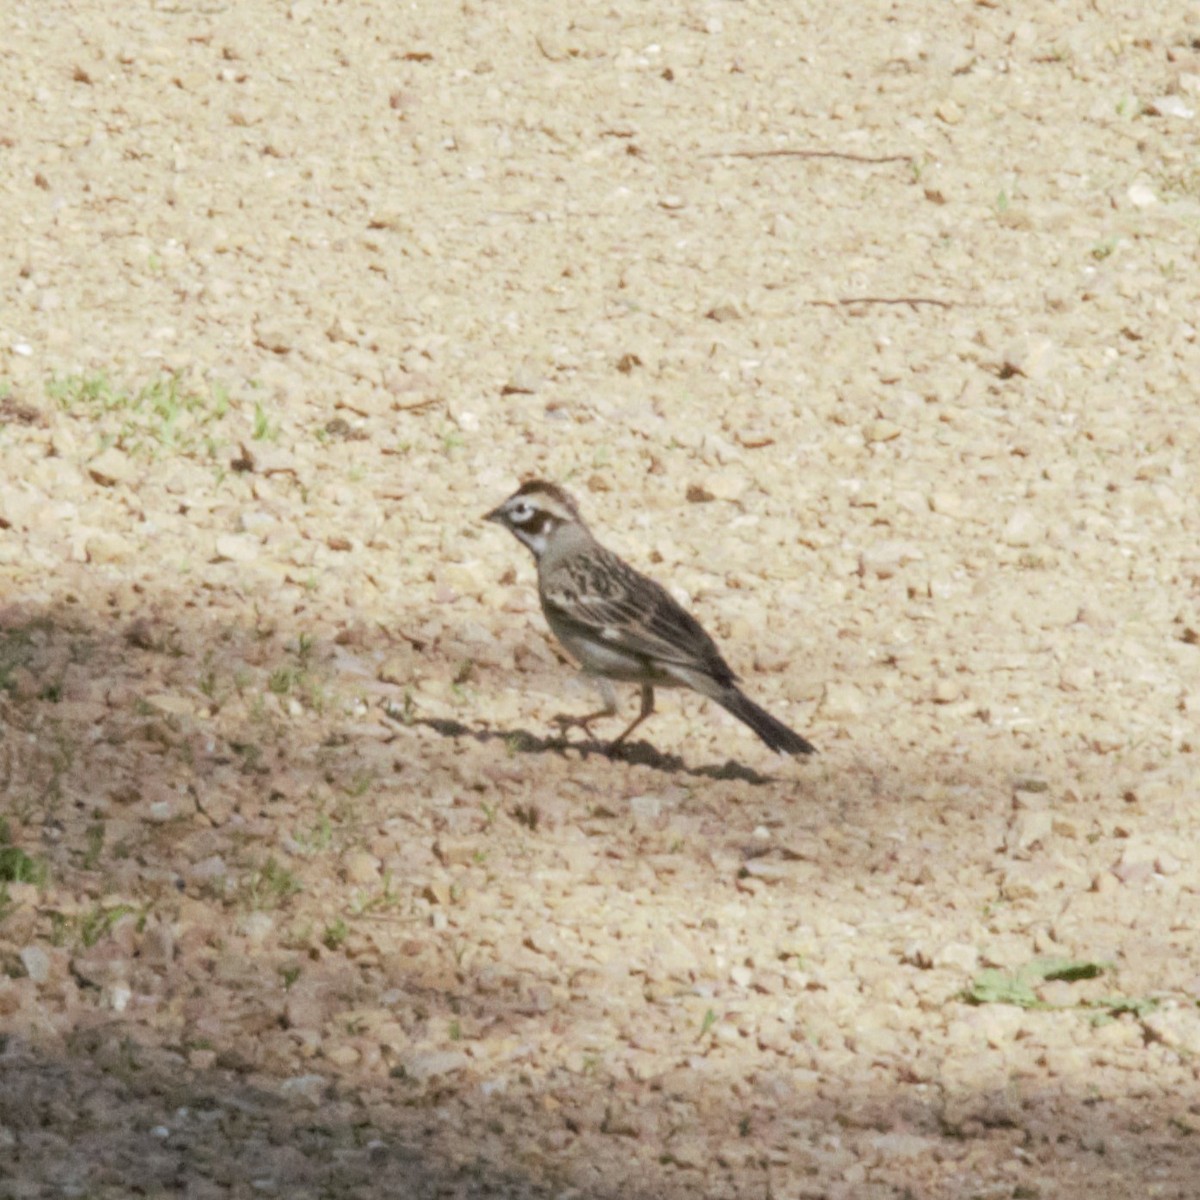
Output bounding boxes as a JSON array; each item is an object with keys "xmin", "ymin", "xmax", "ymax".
[
  {"xmin": 322, "ymin": 918, "xmax": 349, "ymax": 950},
  {"xmin": 78, "ymin": 903, "xmax": 140, "ymax": 948},
  {"xmin": 47, "ymin": 370, "xmax": 233, "ymax": 460},
  {"xmin": 239, "ymin": 856, "xmax": 302, "ymax": 910},
  {"xmin": 0, "ymin": 819, "xmax": 48, "ymax": 886},
  {"xmin": 961, "ymin": 958, "xmax": 1107, "ymax": 1009},
  {"xmin": 959, "ymin": 957, "xmax": 1157, "ymax": 1020},
  {"xmin": 0, "ymin": 845, "xmax": 48, "ymax": 886},
  {"xmin": 0, "ymin": 620, "xmax": 48, "ymax": 695}
]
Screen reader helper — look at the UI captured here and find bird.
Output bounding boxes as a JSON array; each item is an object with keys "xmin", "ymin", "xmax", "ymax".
[{"xmin": 484, "ymin": 480, "xmax": 816, "ymax": 756}]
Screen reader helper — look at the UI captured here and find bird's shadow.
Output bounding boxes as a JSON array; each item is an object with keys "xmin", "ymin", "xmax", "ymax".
[{"xmin": 394, "ymin": 713, "xmax": 774, "ymax": 785}]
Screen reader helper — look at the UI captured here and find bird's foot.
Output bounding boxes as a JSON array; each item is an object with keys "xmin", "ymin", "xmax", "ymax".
[{"xmin": 551, "ymin": 711, "xmax": 605, "ymax": 742}]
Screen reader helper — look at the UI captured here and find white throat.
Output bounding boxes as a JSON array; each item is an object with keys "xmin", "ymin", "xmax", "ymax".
[{"xmin": 513, "ymin": 525, "xmax": 550, "ymax": 558}]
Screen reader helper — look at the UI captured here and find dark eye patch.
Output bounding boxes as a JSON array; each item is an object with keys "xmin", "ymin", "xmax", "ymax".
[{"xmin": 512, "ymin": 508, "xmax": 551, "ymax": 535}]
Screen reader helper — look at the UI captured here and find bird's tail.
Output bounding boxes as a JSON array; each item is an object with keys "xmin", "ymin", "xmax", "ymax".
[{"xmin": 716, "ymin": 688, "xmax": 816, "ymax": 756}]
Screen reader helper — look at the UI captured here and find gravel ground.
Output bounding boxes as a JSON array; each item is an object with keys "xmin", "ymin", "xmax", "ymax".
[{"xmin": 2, "ymin": 2, "xmax": 1200, "ymax": 1197}]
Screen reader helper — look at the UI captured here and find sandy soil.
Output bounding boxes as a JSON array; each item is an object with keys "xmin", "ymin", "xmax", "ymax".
[{"xmin": 2, "ymin": 2, "xmax": 1200, "ymax": 1197}]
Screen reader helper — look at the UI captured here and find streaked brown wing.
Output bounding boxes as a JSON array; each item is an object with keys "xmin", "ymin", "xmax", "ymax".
[{"xmin": 541, "ymin": 547, "xmax": 738, "ymax": 686}]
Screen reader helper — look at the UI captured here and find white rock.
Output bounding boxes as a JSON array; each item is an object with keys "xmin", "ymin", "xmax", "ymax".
[
  {"xmin": 215, "ymin": 533, "xmax": 260, "ymax": 562},
  {"xmin": 88, "ymin": 447, "xmax": 136, "ymax": 487},
  {"xmin": 237, "ymin": 911, "xmax": 275, "ymax": 945},
  {"xmin": 104, "ymin": 982, "xmax": 132, "ymax": 1012},
  {"xmin": 20, "ymin": 945, "xmax": 52, "ymax": 984},
  {"xmin": 629, "ymin": 794, "xmax": 663, "ymax": 823},
  {"xmin": 85, "ymin": 530, "xmax": 135, "ymax": 563},
  {"xmin": 400, "ymin": 1050, "xmax": 469, "ymax": 1082},
  {"xmin": 1001, "ymin": 509, "xmax": 1042, "ymax": 547},
  {"xmin": 933, "ymin": 942, "xmax": 978, "ymax": 972},
  {"xmin": 819, "ymin": 681, "xmax": 868, "ymax": 719},
  {"xmin": 1143, "ymin": 1006, "xmax": 1200, "ymax": 1056},
  {"xmin": 1007, "ymin": 809, "xmax": 1053, "ymax": 853},
  {"xmin": 860, "ymin": 540, "xmax": 922, "ymax": 578},
  {"xmin": 1146, "ymin": 95, "xmax": 1194, "ymax": 119},
  {"xmin": 279, "ymin": 1074, "xmax": 327, "ymax": 1106},
  {"xmin": 1127, "ymin": 181, "xmax": 1158, "ymax": 208},
  {"xmin": 929, "ymin": 491, "xmax": 964, "ymax": 517}
]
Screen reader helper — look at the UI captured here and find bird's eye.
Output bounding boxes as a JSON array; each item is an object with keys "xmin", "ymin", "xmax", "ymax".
[{"xmin": 511, "ymin": 501, "xmax": 532, "ymax": 522}]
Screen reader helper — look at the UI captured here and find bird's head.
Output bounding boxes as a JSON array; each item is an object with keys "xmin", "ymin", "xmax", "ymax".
[{"xmin": 484, "ymin": 480, "xmax": 585, "ymax": 558}]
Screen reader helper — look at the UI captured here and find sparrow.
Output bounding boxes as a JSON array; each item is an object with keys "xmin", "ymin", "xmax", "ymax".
[{"xmin": 484, "ymin": 480, "xmax": 816, "ymax": 756}]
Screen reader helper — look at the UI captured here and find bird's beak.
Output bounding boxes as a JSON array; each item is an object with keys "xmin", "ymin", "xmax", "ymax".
[{"xmin": 483, "ymin": 505, "xmax": 505, "ymax": 524}]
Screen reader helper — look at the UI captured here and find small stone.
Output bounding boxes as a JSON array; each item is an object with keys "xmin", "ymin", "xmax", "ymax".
[
  {"xmin": 19, "ymin": 945, "xmax": 52, "ymax": 984},
  {"xmin": 525, "ymin": 926, "xmax": 563, "ymax": 956},
  {"xmin": 819, "ymin": 681, "xmax": 867, "ymax": 719},
  {"xmin": 433, "ymin": 839, "xmax": 476, "ymax": 867},
  {"xmin": 377, "ymin": 652, "xmax": 415, "ymax": 685},
  {"xmin": 1001, "ymin": 509, "xmax": 1042, "ymax": 548},
  {"xmin": 1059, "ymin": 664, "xmax": 1094, "ymax": 691},
  {"xmin": 188, "ymin": 855, "xmax": 228, "ymax": 885},
  {"xmin": 1144, "ymin": 95, "xmax": 1194, "ymax": 119},
  {"xmin": 742, "ymin": 859, "xmax": 798, "ymax": 884},
  {"xmin": 932, "ymin": 677, "xmax": 960, "ymax": 704},
  {"xmin": 933, "ymin": 942, "xmax": 978, "ymax": 973},
  {"xmin": 284, "ymin": 982, "xmax": 331, "ymax": 1030},
  {"xmin": 1111, "ymin": 838, "xmax": 1166, "ymax": 885},
  {"xmin": 279, "ymin": 1074, "xmax": 327, "ymax": 1106},
  {"xmin": 399, "ymin": 1049, "xmax": 469, "ymax": 1082},
  {"xmin": 629, "ymin": 793, "xmax": 663, "ymax": 823},
  {"xmin": 1000, "ymin": 862, "xmax": 1055, "ymax": 900},
  {"xmin": 868, "ymin": 1132, "xmax": 935, "ymax": 1160},
  {"xmin": 140, "ymin": 921, "xmax": 175, "ymax": 965},
  {"xmin": 704, "ymin": 296, "xmax": 743, "ymax": 322},
  {"xmin": 324, "ymin": 1043, "xmax": 361, "ymax": 1068},
  {"xmin": 864, "ymin": 420, "xmax": 901, "ymax": 443},
  {"xmin": 1143, "ymin": 1006, "xmax": 1200, "ymax": 1056},
  {"xmin": 666, "ymin": 1136, "xmax": 708, "ymax": 1168},
  {"xmin": 1000, "ymin": 336, "xmax": 1056, "ymax": 381},
  {"xmin": 88, "ymin": 447, "xmax": 136, "ymax": 487},
  {"xmin": 71, "ymin": 939, "xmax": 131, "ymax": 987},
  {"xmin": 1126, "ymin": 181, "xmax": 1158, "ymax": 208},
  {"xmin": 86, "ymin": 530, "xmax": 135, "ymax": 563},
  {"xmin": 239, "ymin": 509, "xmax": 279, "ymax": 535},
  {"xmin": 104, "ymin": 982, "xmax": 132, "ymax": 1012},
  {"xmin": 215, "ymin": 533, "xmax": 260, "ymax": 563},
  {"xmin": 860, "ymin": 540, "xmax": 922, "ymax": 579},
  {"xmin": 500, "ymin": 366, "xmax": 539, "ymax": 395},
  {"xmin": 343, "ymin": 851, "xmax": 380, "ymax": 885},
  {"xmin": 929, "ymin": 491, "xmax": 963, "ymax": 517},
  {"xmin": 1007, "ymin": 809, "xmax": 1053, "ymax": 854},
  {"xmin": 706, "ymin": 469, "xmax": 747, "ymax": 501},
  {"xmin": 1156, "ymin": 852, "xmax": 1182, "ymax": 876},
  {"xmin": 255, "ymin": 322, "xmax": 293, "ymax": 353},
  {"xmin": 237, "ymin": 911, "xmax": 275, "ymax": 946}
]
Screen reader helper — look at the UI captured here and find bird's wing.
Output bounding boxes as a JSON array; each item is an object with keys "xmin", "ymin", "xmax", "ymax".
[{"xmin": 541, "ymin": 547, "xmax": 738, "ymax": 686}]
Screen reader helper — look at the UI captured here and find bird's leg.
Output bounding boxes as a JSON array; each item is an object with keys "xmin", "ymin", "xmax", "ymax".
[
  {"xmin": 552, "ymin": 677, "xmax": 618, "ymax": 740},
  {"xmin": 609, "ymin": 684, "xmax": 655, "ymax": 751}
]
